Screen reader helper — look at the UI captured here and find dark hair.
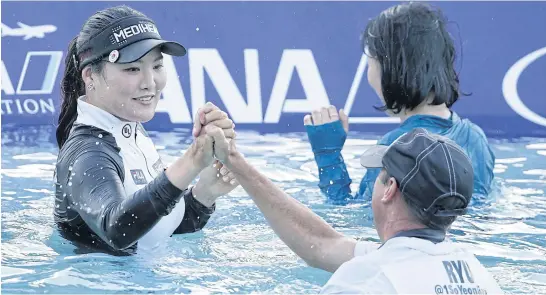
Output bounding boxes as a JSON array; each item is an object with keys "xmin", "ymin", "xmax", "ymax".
[
  {"xmin": 379, "ymin": 168, "xmax": 458, "ymax": 231},
  {"xmin": 56, "ymin": 5, "xmax": 146, "ymax": 148},
  {"xmin": 362, "ymin": 2, "xmax": 468, "ymax": 114}
]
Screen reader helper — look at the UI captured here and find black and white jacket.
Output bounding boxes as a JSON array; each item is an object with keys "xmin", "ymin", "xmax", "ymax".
[{"xmin": 54, "ymin": 97, "xmax": 214, "ymax": 255}]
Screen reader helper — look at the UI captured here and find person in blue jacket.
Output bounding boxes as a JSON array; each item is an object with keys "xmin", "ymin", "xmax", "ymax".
[{"xmin": 304, "ymin": 2, "xmax": 495, "ymax": 205}]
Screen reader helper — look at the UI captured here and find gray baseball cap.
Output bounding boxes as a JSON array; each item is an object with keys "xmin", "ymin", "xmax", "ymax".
[{"xmin": 360, "ymin": 128, "xmax": 474, "ymax": 217}]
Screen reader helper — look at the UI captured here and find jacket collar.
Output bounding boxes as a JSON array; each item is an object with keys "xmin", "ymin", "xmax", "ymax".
[{"xmin": 75, "ymin": 96, "xmax": 139, "ymax": 141}]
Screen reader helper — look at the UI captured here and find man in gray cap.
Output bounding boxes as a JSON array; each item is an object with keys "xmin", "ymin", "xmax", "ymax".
[{"xmin": 207, "ymin": 125, "xmax": 504, "ymax": 294}]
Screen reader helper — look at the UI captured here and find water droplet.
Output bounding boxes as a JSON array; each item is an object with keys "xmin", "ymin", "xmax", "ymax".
[
  {"xmin": 84, "ymin": 173, "xmax": 86, "ymax": 176},
  {"xmin": 72, "ymin": 172, "xmax": 75, "ymax": 176},
  {"xmin": 98, "ymin": 134, "xmax": 103, "ymax": 138},
  {"xmin": 330, "ymin": 180, "xmax": 334, "ymax": 185},
  {"xmin": 123, "ymin": 233, "xmax": 126, "ymax": 236},
  {"xmin": 67, "ymin": 206, "xmax": 71, "ymax": 209},
  {"xmin": 196, "ymin": 27, "xmax": 200, "ymax": 31},
  {"xmin": 68, "ymin": 182, "xmax": 72, "ymax": 186},
  {"xmin": 69, "ymin": 166, "xmax": 73, "ymax": 171},
  {"xmin": 55, "ymin": 204, "xmax": 59, "ymax": 208},
  {"xmin": 96, "ymin": 142, "xmax": 99, "ymax": 145}
]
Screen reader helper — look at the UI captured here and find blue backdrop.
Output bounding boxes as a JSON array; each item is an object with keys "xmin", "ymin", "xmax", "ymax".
[{"xmin": 2, "ymin": 1, "xmax": 545, "ymax": 138}]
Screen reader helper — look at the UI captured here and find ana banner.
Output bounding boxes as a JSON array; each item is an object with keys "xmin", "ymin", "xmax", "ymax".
[{"xmin": 2, "ymin": 1, "xmax": 545, "ymax": 138}]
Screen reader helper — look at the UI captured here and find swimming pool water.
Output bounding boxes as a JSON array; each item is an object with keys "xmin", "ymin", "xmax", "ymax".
[{"xmin": 2, "ymin": 126, "xmax": 546, "ymax": 294}]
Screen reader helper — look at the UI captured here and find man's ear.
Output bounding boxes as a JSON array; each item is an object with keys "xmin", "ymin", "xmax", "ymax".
[{"xmin": 381, "ymin": 175, "xmax": 399, "ymax": 204}]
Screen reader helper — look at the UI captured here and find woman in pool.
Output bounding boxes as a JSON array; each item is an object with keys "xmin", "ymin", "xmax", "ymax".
[
  {"xmin": 303, "ymin": 2, "xmax": 495, "ymax": 204},
  {"xmin": 54, "ymin": 5, "xmax": 238, "ymax": 255}
]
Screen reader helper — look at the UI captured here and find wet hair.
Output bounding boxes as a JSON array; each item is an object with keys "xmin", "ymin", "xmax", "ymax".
[
  {"xmin": 362, "ymin": 2, "xmax": 467, "ymax": 115},
  {"xmin": 379, "ymin": 168, "xmax": 458, "ymax": 231},
  {"xmin": 56, "ymin": 5, "xmax": 146, "ymax": 148}
]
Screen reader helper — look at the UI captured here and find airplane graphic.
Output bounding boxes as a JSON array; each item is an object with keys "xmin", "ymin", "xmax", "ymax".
[{"xmin": 1, "ymin": 22, "xmax": 57, "ymax": 40}]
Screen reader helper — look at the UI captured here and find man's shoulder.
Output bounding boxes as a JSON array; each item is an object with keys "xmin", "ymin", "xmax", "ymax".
[
  {"xmin": 321, "ymin": 252, "xmax": 395, "ymax": 294},
  {"xmin": 322, "ymin": 238, "xmax": 503, "ymax": 294}
]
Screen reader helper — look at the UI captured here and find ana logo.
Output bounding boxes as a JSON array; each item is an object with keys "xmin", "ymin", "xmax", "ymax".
[
  {"xmin": 1, "ymin": 22, "xmax": 57, "ymax": 40},
  {"xmin": 502, "ymin": 46, "xmax": 546, "ymax": 127},
  {"xmin": 122, "ymin": 124, "xmax": 132, "ymax": 138},
  {"xmin": 130, "ymin": 169, "xmax": 147, "ymax": 185}
]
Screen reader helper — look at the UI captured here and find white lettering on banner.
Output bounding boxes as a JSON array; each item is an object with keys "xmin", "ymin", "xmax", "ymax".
[
  {"xmin": 2, "ymin": 49, "xmax": 397, "ymax": 124},
  {"xmin": 1, "ymin": 99, "xmax": 55, "ymax": 115},
  {"xmin": 2, "ymin": 51, "xmax": 61, "ymax": 115},
  {"xmin": 1, "ymin": 60, "xmax": 16, "ymax": 94},
  {"xmin": 1, "ymin": 51, "xmax": 63, "ymax": 95},
  {"xmin": 159, "ymin": 49, "xmax": 397, "ymax": 124},
  {"xmin": 155, "ymin": 54, "xmax": 192, "ymax": 123},
  {"xmin": 189, "ymin": 49, "xmax": 263, "ymax": 123},
  {"xmin": 502, "ymin": 46, "xmax": 546, "ymax": 127},
  {"xmin": 264, "ymin": 49, "xmax": 329, "ymax": 123}
]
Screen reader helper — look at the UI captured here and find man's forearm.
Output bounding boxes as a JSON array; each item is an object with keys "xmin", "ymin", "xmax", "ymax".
[{"xmin": 224, "ymin": 153, "xmax": 356, "ymax": 272}]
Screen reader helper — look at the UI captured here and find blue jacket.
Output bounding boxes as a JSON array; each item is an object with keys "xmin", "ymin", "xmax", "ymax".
[{"xmin": 305, "ymin": 112, "xmax": 495, "ymax": 205}]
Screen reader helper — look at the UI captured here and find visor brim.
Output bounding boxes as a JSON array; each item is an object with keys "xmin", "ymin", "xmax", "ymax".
[{"xmin": 116, "ymin": 39, "xmax": 186, "ymax": 63}]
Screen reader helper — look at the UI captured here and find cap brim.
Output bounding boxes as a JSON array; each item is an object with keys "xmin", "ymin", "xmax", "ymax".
[
  {"xmin": 360, "ymin": 145, "xmax": 388, "ymax": 168},
  {"xmin": 117, "ymin": 39, "xmax": 187, "ymax": 63}
]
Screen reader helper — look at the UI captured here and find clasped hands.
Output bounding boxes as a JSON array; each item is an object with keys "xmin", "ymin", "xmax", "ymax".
[
  {"xmin": 189, "ymin": 103, "xmax": 348, "ymax": 206},
  {"xmin": 190, "ymin": 102, "xmax": 239, "ymax": 205}
]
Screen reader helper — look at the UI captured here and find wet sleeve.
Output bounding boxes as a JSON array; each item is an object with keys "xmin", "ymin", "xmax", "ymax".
[
  {"xmin": 306, "ymin": 120, "xmax": 355, "ymax": 203},
  {"xmin": 172, "ymin": 187, "xmax": 216, "ymax": 234},
  {"xmin": 67, "ymin": 150, "xmax": 184, "ymax": 250}
]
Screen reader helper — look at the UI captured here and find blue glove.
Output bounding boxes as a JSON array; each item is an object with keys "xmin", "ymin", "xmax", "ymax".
[{"xmin": 305, "ymin": 120, "xmax": 347, "ymax": 155}]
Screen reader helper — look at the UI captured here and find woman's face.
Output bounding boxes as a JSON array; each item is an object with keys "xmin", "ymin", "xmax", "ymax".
[{"xmin": 86, "ymin": 47, "xmax": 167, "ymax": 122}]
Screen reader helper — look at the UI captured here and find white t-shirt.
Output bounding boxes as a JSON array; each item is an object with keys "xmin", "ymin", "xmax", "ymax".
[{"xmin": 321, "ymin": 237, "xmax": 505, "ymax": 294}]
